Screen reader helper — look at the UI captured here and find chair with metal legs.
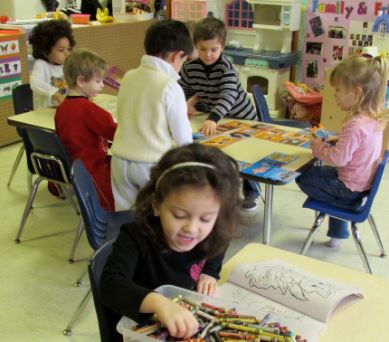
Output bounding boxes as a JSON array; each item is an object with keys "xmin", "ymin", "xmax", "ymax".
[
  {"xmin": 89, "ymin": 241, "xmax": 123, "ymax": 342},
  {"xmin": 300, "ymin": 150, "xmax": 389, "ymax": 274},
  {"xmin": 15, "ymin": 127, "xmax": 82, "ymax": 262},
  {"xmin": 7, "ymin": 83, "xmax": 33, "ymax": 189},
  {"xmin": 63, "ymin": 159, "xmax": 133, "ymax": 337}
]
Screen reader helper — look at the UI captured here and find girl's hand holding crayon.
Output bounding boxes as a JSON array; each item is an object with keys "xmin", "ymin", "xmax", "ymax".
[
  {"xmin": 196, "ymin": 273, "xmax": 217, "ymax": 296},
  {"xmin": 140, "ymin": 292, "xmax": 199, "ymax": 338}
]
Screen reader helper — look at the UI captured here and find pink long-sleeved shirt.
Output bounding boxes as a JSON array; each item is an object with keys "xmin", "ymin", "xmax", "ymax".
[{"xmin": 311, "ymin": 114, "xmax": 383, "ymax": 192}]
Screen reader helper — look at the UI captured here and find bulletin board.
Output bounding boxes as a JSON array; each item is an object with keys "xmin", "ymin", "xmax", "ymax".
[
  {"xmin": 0, "ymin": 29, "xmax": 28, "ymax": 146},
  {"xmin": 299, "ymin": 0, "xmax": 382, "ymax": 87}
]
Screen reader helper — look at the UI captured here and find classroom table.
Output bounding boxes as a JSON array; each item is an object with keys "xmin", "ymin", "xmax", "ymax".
[
  {"xmin": 7, "ymin": 99, "xmax": 315, "ymax": 245},
  {"xmin": 6, "ymin": 94, "xmax": 117, "ymax": 130},
  {"xmin": 220, "ymin": 243, "xmax": 389, "ymax": 341},
  {"xmin": 191, "ymin": 114, "xmax": 315, "ymax": 245}
]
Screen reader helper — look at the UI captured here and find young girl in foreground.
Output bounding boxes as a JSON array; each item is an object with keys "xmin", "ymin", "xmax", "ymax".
[
  {"xmin": 296, "ymin": 55, "xmax": 389, "ymax": 248},
  {"xmin": 101, "ymin": 143, "xmax": 240, "ymax": 339},
  {"xmin": 29, "ymin": 20, "xmax": 75, "ymax": 109}
]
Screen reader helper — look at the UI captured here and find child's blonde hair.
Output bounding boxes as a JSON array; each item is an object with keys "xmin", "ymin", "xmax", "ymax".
[
  {"xmin": 63, "ymin": 48, "xmax": 108, "ymax": 88},
  {"xmin": 330, "ymin": 56, "xmax": 389, "ymax": 120}
]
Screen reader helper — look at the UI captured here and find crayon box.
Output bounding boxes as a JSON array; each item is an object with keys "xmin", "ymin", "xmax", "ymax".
[{"xmin": 117, "ymin": 285, "xmax": 234, "ymax": 342}]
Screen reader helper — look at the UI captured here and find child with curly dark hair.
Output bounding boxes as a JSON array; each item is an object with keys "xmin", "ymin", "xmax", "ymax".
[
  {"xmin": 29, "ymin": 19, "xmax": 76, "ymax": 109},
  {"xmin": 101, "ymin": 143, "xmax": 241, "ymax": 339}
]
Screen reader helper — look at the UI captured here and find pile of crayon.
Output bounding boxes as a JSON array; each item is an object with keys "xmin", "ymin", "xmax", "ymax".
[{"xmin": 131, "ymin": 295, "xmax": 307, "ymax": 342}]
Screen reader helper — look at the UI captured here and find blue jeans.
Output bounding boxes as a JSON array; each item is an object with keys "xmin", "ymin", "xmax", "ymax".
[
  {"xmin": 243, "ymin": 179, "xmax": 261, "ymax": 199},
  {"xmin": 296, "ymin": 166, "xmax": 366, "ymax": 239}
]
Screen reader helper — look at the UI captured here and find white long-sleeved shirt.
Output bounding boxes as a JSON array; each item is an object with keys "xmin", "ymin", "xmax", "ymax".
[
  {"xmin": 30, "ymin": 59, "xmax": 68, "ymax": 109},
  {"xmin": 111, "ymin": 55, "xmax": 192, "ymax": 163}
]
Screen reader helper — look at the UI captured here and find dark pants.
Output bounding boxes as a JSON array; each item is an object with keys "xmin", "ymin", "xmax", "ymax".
[
  {"xmin": 296, "ymin": 166, "xmax": 366, "ymax": 239},
  {"xmin": 243, "ymin": 179, "xmax": 261, "ymax": 198}
]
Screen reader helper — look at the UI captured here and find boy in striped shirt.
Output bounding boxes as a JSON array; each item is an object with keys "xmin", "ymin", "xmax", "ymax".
[{"xmin": 179, "ymin": 17, "xmax": 260, "ymax": 211}]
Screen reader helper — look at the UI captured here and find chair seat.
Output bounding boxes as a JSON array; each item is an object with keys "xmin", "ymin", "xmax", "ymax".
[{"xmin": 303, "ymin": 198, "xmax": 366, "ymax": 223}]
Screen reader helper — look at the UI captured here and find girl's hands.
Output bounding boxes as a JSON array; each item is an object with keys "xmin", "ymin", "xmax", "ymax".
[
  {"xmin": 309, "ymin": 135, "xmax": 321, "ymax": 146},
  {"xmin": 197, "ymin": 273, "xmax": 218, "ymax": 296},
  {"xmin": 140, "ymin": 292, "xmax": 199, "ymax": 339},
  {"xmin": 201, "ymin": 120, "xmax": 217, "ymax": 136}
]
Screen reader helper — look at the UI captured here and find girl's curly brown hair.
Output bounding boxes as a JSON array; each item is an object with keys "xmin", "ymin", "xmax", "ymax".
[
  {"xmin": 29, "ymin": 20, "xmax": 76, "ymax": 60},
  {"xmin": 135, "ymin": 143, "xmax": 241, "ymax": 259}
]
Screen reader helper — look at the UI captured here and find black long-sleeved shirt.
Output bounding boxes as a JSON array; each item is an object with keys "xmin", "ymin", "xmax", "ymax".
[
  {"xmin": 100, "ymin": 222, "xmax": 225, "ymax": 322},
  {"xmin": 179, "ymin": 54, "xmax": 257, "ymax": 123}
]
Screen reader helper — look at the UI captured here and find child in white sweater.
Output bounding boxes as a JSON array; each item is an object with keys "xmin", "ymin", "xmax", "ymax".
[{"xmin": 110, "ymin": 20, "xmax": 194, "ymax": 211}]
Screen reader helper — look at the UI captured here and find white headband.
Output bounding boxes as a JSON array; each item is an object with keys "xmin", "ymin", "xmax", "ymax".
[{"xmin": 155, "ymin": 162, "xmax": 216, "ymax": 190}]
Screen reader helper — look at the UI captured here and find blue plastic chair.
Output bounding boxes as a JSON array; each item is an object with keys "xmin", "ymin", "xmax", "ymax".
[
  {"xmin": 15, "ymin": 127, "xmax": 80, "ymax": 246},
  {"xmin": 251, "ymin": 84, "xmax": 310, "ymax": 129},
  {"xmin": 300, "ymin": 150, "xmax": 389, "ymax": 274},
  {"xmin": 63, "ymin": 159, "xmax": 133, "ymax": 337},
  {"xmin": 88, "ymin": 241, "xmax": 123, "ymax": 342},
  {"xmin": 7, "ymin": 84, "xmax": 33, "ymax": 188}
]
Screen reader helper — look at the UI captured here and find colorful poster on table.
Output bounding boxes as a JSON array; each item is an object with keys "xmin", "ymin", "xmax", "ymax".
[
  {"xmin": 0, "ymin": 37, "xmax": 22, "ymax": 100},
  {"xmin": 300, "ymin": 0, "xmax": 382, "ymax": 87}
]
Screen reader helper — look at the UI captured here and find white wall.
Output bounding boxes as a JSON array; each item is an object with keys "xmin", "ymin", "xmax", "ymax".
[
  {"xmin": 0, "ymin": 0, "xmax": 14, "ymax": 18},
  {"xmin": 0, "ymin": 0, "xmax": 67, "ymax": 20}
]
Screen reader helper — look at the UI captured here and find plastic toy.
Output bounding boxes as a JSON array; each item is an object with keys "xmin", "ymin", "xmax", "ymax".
[
  {"xmin": 96, "ymin": 7, "xmax": 114, "ymax": 23},
  {"xmin": 283, "ymin": 81, "xmax": 322, "ymax": 105},
  {"xmin": 35, "ymin": 11, "xmax": 68, "ymax": 20}
]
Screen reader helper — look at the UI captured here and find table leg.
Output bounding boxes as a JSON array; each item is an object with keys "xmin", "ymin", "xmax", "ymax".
[{"xmin": 263, "ymin": 184, "xmax": 274, "ymax": 245}]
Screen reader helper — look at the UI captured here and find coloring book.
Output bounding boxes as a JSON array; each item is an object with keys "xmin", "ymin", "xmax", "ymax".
[{"xmin": 216, "ymin": 260, "xmax": 363, "ymax": 342}]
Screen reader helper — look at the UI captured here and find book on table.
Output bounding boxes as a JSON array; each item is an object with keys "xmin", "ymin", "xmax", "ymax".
[
  {"xmin": 240, "ymin": 152, "xmax": 301, "ymax": 183},
  {"xmin": 216, "ymin": 259, "xmax": 363, "ymax": 342}
]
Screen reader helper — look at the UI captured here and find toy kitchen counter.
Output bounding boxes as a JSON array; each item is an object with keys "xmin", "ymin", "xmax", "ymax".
[{"xmin": 224, "ymin": 46, "xmax": 298, "ymax": 69}]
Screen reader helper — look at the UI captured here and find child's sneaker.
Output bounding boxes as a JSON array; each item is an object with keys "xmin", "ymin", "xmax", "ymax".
[
  {"xmin": 325, "ymin": 238, "xmax": 342, "ymax": 249},
  {"xmin": 241, "ymin": 196, "xmax": 258, "ymax": 212},
  {"xmin": 48, "ymin": 182, "xmax": 66, "ymax": 199},
  {"xmin": 48, "ymin": 181, "xmax": 60, "ymax": 197}
]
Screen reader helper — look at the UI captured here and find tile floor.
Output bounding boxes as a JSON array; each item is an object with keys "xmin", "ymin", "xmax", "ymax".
[{"xmin": 1, "ymin": 141, "xmax": 389, "ymax": 341}]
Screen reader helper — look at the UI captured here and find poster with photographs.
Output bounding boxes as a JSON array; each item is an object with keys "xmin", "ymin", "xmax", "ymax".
[
  {"xmin": 309, "ymin": 16, "xmax": 325, "ymax": 37},
  {"xmin": 300, "ymin": 0, "xmax": 378, "ymax": 87}
]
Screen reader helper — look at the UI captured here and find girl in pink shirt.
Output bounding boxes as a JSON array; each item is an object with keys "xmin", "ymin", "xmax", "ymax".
[{"xmin": 296, "ymin": 55, "xmax": 389, "ymax": 248}]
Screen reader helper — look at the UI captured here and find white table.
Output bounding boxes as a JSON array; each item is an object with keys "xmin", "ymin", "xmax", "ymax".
[{"xmin": 220, "ymin": 243, "xmax": 389, "ymax": 341}]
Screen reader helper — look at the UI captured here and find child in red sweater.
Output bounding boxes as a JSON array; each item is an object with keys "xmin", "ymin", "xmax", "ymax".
[{"xmin": 55, "ymin": 48, "xmax": 117, "ymax": 211}]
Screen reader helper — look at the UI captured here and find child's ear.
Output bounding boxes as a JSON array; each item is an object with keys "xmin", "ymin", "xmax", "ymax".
[
  {"xmin": 76, "ymin": 75, "xmax": 85, "ymax": 87},
  {"xmin": 354, "ymin": 86, "xmax": 363, "ymax": 99}
]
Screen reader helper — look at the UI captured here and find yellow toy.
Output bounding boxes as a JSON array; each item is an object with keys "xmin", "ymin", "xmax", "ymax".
[
  {"xmin": 36, "ymin": 11, "xmax": 68, "ymax": 20},
  {"xmin": 96, "ymin": 7, "xmax": 114, "ymax": 23}
]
